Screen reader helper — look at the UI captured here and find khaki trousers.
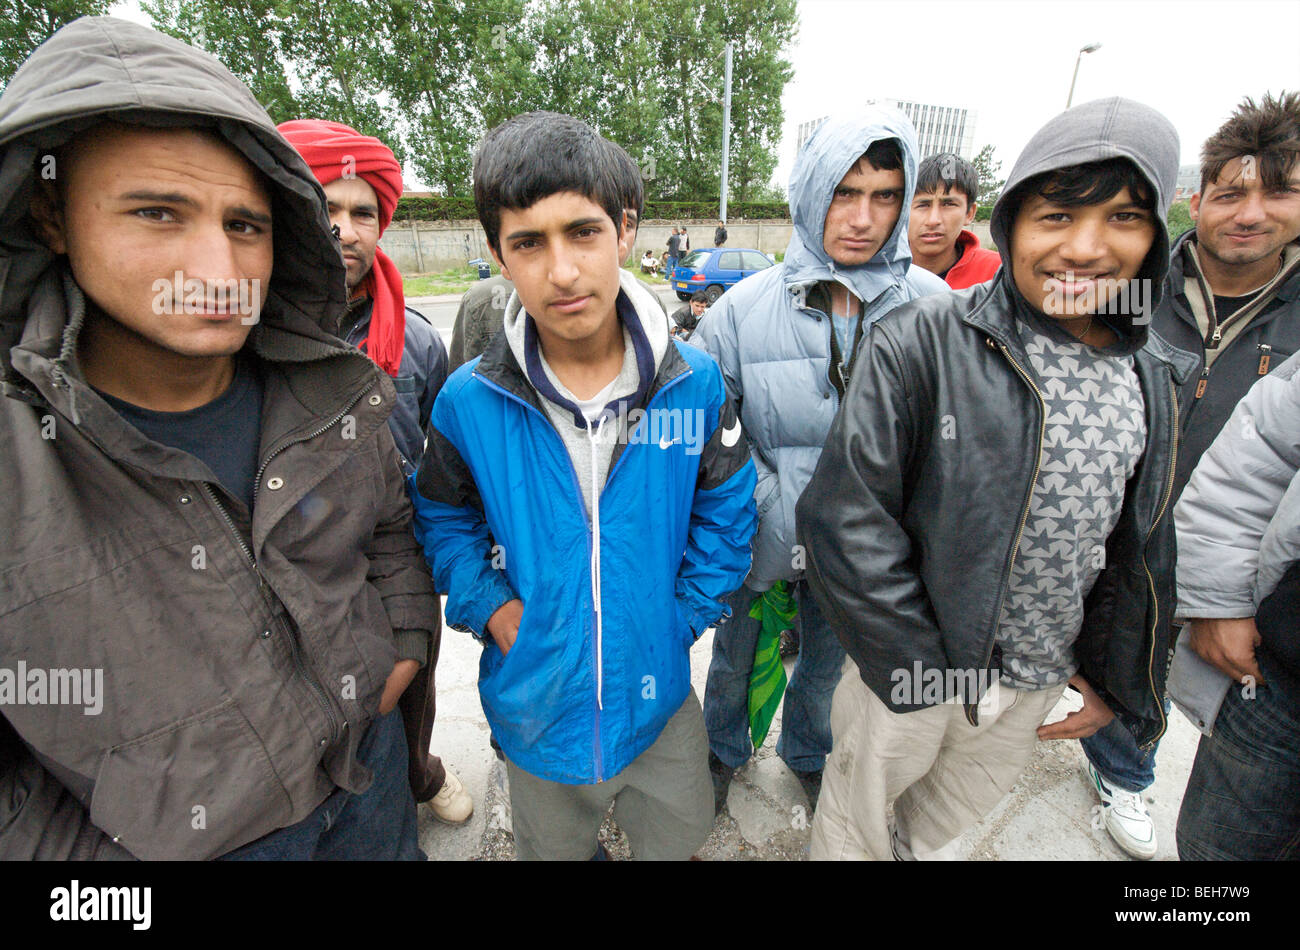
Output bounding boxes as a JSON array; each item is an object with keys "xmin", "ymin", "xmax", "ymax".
[{"xmin": 810, "ymin": 658, "xmax": 1066, "ymax": 860}]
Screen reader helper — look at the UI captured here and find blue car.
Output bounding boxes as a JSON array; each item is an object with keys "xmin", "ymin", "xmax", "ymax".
[{"xmin": 672, "ymin": 247, "xmax": 775, "ymax": 302}]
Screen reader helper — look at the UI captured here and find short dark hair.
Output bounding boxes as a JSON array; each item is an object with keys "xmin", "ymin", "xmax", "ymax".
[
  {"xmin": 855, "ymin": 138, "xmax": 903, "ymax": 173},
  {"xmin": 690, "ymin": 290, "xmax": 709, "ymax": 304},
  {"xmin": 916, "ymin": 152, "xmax": 979, "ymax": 207},
  {"xmin": 1008, "ymin": 157, "xmax": 1155, "ymax": 221},
  {"xmin": 473, "ymin": 111, "xmax": 625, "ymax": 254},
  {"xmin": 1200, "ymin": 91, "xmax": 1300, "ymax": 192}
]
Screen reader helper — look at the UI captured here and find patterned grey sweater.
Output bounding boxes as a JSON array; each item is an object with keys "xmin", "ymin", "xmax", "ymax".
[{"xmin": 996, "ymin": 312, "xmax": 1148, "ymax": 688}]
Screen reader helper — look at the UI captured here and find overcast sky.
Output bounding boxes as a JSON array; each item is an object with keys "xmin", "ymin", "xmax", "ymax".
[
  {"xmin": 108, "ymin": 0, "xmax": 1299, "ymax": 193},
  {"xmin": 774, "ymin": 0, "xmax": 1300, "ymax": 191}
]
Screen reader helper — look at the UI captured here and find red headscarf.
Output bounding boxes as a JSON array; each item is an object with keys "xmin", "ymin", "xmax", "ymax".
[{"xmin": 278, "ymin": 119, "xmax": 406, "ymax": 377}]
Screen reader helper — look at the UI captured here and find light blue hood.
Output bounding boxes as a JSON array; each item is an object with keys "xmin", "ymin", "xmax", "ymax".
[{"xmin": 783, "ymin": 106, "xmax": 923, "ymax": 306}]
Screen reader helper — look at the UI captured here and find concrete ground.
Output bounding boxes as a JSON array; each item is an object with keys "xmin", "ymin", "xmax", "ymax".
[{"xmin": 417, "ymin": 602, "xmax": 1200, "ymax": 861}]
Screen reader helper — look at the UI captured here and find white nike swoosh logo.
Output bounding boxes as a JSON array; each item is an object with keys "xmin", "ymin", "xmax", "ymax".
[
  {"xmin": 659, "ymin": 437, "xmax": 680, "ymax": 449},
  {"xmin": 720, "ymin": 418, "xmax": 742, "ymax": 448}
]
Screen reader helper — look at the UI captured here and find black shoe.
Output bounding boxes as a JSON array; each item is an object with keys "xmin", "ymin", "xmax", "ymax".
[
  {"xmin": 708, "ymin": 751, "xmax": 735, "ymax": 816},
  {"xmin": 793, "ymin": 768, "xmax": 822, "ymax": 812},
  {"xmin": 778, "ymin": 627, "xmax": 800, "ymax": 659}
]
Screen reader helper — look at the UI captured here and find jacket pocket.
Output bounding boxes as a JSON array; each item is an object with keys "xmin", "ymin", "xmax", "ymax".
[{"xmin": 88, "ymin": 698, "xmax": 292, "ymax": 861}]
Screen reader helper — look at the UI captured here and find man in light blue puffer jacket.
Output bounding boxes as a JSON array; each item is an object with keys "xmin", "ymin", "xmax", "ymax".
[{"xmin": 692, "ymin": 107, "xmax": 948, "ymax": 811}]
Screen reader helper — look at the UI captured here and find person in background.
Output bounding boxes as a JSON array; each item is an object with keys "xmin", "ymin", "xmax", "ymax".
[
  {"xmin": 279, "ymin": 119, "xmax": 472, "ymax": 827},
  {"xmin": 908, "ymin": 152, "xmax": 1001, "ymax": 288},
  {"xmin": 1083, "ymin": 90, "xmax": 1300, "ymax": 860},
  {"xmin": 672, "ymin": 290, "xmax": 709, "ymax": 340},
  {"xmin": 692, "ymin": 107, "xmax": 948, "ymax": 817}
]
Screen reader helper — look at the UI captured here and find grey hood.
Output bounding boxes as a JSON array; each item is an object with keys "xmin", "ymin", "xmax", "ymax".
[
  {"xmin": 990, "ymin": 97, "xmax": 1180, "ymax": 340},
  {"xmin": 0, "ymin": 15, "xmax": 348, "ymax": 389},
  {"xmin": 783, "ymin": 106, "xmax": 926, "ymax": 305}
]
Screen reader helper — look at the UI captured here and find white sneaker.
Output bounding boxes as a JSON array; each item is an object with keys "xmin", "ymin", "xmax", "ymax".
[
  {"xmin": 1087, "ymin": 762, "xmax": 1157, "ymax": 860},
  {"xmin": 426, "ymin": 766, "xmax": 474, "ymax": 824}
]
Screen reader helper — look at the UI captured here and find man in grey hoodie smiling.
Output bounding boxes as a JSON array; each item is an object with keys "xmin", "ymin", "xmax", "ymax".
[{"xmin": 799, "ymin": 98, "xmax": 1197, "ymax": 860}]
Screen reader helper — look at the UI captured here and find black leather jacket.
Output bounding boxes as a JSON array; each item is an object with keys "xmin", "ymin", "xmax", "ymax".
[{"xmin": 796, "ymin": 274, "xmax": 1199, "ymax": 748}]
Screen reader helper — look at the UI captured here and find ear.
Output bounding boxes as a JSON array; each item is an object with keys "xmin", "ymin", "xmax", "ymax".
[
  {"xmin": 489, "ymin": 244, "xmax": 511, "ymax": 282},
  {"xmin": 29, "ymin": 178, "xmax": 68, "ymax": 254},
  {"xmin": 964, "ymin": 201, "xmax": 978, "ymax": 225},
  {"xmin": 1188, "ymin": 192, "xmax": 1201, "ymax": 222}
]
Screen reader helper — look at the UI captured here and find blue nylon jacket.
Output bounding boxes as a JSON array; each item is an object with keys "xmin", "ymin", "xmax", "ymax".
[{"xmin": 409, "ymin": 280, "xmax": 757, "ymax": 783}]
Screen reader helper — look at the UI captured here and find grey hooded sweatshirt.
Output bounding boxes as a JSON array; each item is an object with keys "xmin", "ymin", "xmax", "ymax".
[{"xmin": 0, "ymin": 17, "xmax": 437, "ymax": 860}]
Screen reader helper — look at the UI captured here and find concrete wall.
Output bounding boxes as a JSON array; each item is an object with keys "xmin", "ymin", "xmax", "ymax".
[
  {"xmin": 377, "ymin": 217, "xmax": 995, "ymax": 274},
  {"xmin": 378, "ymin": 218, "xmax": 796, "ymax": 274}
]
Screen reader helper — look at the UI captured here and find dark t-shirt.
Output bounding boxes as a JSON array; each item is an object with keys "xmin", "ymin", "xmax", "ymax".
[
  {"xmin": 667, "ymin": 234, "xmax": 682, "ymax": 257},
  {"xmin": 96, "ymin": 356, "xmax": 264, "ymax": 510},
  {"xmin": 1212, "ymin": 287, "xmax": 1263, "ymax": 320}
]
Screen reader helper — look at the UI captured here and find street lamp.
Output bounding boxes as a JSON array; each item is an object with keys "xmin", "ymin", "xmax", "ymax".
[{"xmin": 1066, "ymin": 42, "xmax": 1102, "ymax": 109}]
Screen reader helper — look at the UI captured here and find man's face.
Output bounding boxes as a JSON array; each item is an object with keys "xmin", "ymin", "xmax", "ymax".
[
  {"xmin": 909, "ymin": 185, "xmax": 976, "ymax": 256},
  {"xmin": 1010, "ymin": 186, "xmax": 1156, "ymax": 318},
  {"xmin": 490, "ymin": 190, "xmax": 623, "ymax": 344},
  {"xmin": 323, "ymin": 176, "xmax": 381, "ymax": 292},
  {"xmin": 690, "ymin": 299, "xmax": 707, "ymax": 317},
  {"xmin": 34, "ymin": 124, "xmax": 273, "ymax": 358},
  {"xmin": 822, "ymin": 158, "xmax": 905, "ymax": 266},
  {"xmin": 1191, "ymin": 157, "xmax": 1300, "ymax": 269}
]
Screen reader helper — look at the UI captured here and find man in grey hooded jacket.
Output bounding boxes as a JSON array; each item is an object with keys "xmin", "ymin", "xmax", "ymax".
[
  {"xmin": 799, "ymin": 98, "xmax": 1196, "ymax": 860},
  {"xmin": 0, "ymin": 17, "xmax": 437, "ymax": 860},
  {"xmin": 693, "ymin": 108, "xmax": 947, "ymax": 812}
]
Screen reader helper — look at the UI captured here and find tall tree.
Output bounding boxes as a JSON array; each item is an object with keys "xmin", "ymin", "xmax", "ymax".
[
  {"xmin": 1, "ymin": 0, "xmax": 113, "ymax": 88},
  {"xmin": 972, "ymin": 143, "xmax": 1005, "ymax": 206},
  {"xmin": 143, "ymin": 0, "xmax": 297, "ymax": 121}
]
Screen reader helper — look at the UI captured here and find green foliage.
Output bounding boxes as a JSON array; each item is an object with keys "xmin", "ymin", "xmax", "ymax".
[
  {"xmin": 974, "ymin": 205, "xmax": 993, "ymax": 222},
  {"xmin": 972, "ymin": 143, "xmax": 1005, "ymax": 207},
  {"xmin": 1167, "ymin": 200, "xmax": 1194, "ymax": 240},
  {"xmin": 0, "ymin": 0, "xmax": 113, "ymax": 88},
  {"xmin": 139, "ymin": 0, "xmax": 797, "ymax": 203}
]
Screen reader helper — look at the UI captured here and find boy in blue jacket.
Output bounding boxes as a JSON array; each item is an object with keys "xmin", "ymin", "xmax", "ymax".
[{"xmin": 409, "ymin": 112, "xmax": 757, "ymax": 860}]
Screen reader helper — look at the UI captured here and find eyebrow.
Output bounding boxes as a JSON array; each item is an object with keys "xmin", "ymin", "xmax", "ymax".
[
  {"xmin": 328, "ymin": 200, "xmax": 380, "ymax": 215},
  {"xmin": 504, "ymin": 216, "xmax": 606, "ymax": 241},
  {"xmin": 118, "ymin": 189, "xmax": 272, "ymax": 225}
]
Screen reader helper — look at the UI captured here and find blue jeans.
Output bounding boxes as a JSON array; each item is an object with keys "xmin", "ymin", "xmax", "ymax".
[
  {"xmin": 1176, "ymin": 646, "xmax": 1300, "ymax": 860},
  {"xmin": 666, "ymin": 255, "xmax": 678, "ymax": 276},
  {"xmin": 1080, "ymin": 704, "xmax": 1165, "ymax": 792},
  {"xmin": 703, "ymin": 581, "xmax": 845, "ymax": 773},
  {"xmin": 219, "ymin": 709, "xmax": 425, "ymax": 860}
]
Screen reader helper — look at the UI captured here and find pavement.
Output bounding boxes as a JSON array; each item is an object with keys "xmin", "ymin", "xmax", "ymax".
[{"xmin": 417, "ymin": 599, "xmax": 1200, "ymax": 861}]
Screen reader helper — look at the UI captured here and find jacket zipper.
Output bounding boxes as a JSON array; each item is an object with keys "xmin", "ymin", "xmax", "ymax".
[
  {"xmin": 474, "ymin": 367, "xmax": 694, "ymax": 783},
  {"xmin": 1137, "ymin": 378, "xmax": 1180, "ymax": 749},
  {"xmin": 977, "ymin": 339, "xmax": 1046, "ymax": 726}
]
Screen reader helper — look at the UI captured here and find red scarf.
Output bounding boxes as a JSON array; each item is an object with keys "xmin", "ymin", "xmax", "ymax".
[{"xmin": 278, "ymin": 119, "xmax": 406, "ymax": 376}]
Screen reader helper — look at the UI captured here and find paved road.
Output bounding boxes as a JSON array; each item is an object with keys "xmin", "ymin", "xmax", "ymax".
[{"xmin": 411, "ymin": 284, "xmax": 684, "ymax": 348}]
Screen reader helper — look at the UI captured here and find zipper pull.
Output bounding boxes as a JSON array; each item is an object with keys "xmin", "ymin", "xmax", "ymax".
[
  {"xmin": 1258, "ymin": 343, "xmax": 1272, "ymax": 376},
  {"xmin": 1210, "ymin": 326, "xmax": 1222, "ymax": 345},
  {"xmin": 1194, "ymin": 367, "xmax": 1209, "ymax": 399}
]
